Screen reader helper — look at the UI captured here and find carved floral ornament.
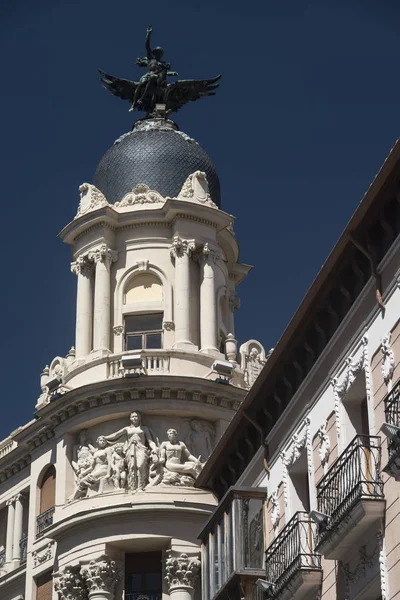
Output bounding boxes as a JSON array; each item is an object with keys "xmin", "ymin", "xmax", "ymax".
[
  {"xmin": 165, "ymin": 551, "xmax": 201, "ymax": 590},
  {"xmin": 54, "ymin": 556, "xmax": 120, "ymax": 600},
  {"xmin": 170, "ymin": 235, "xmax": 196, "ymax": 259},
  {"xmin": 88, "ymin": 244, "xmax": 118, "ymax": 267},
  {"xmin": 381, "ymin": 332, "xmax": 395, "ymax": 389},
  {"xmin": 115, "ymin": 184, "xmax": 165, "ymax": 208},
  {"xmin": 331, "ymin": 334, "xmax": 370, "ymax": 439},
  {"xmin": 316, "ymin": 421, "xmax": 331, "ymax": 473}
]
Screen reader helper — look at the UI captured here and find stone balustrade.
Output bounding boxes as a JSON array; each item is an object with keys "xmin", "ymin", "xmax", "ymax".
[{"xmin": 0, "ymin": 438, "xmax": 16, "ymax": 460}]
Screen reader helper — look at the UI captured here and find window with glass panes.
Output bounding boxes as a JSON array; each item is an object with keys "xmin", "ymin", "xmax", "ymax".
[{"xmin": 124, "ymin": 313, "xmax": 163, "ymax": 351}]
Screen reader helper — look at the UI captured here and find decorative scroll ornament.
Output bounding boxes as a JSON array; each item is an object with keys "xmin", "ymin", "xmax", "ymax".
[
  {"xmin": 113, "ymin": 325, "xmax": 124, "ymax": 336},
  {"xmin": 270, "ymin": 490, "xmax": 280, "ymax": 534},
  {"xmin": 229, "ymin": 295, "xmax": 241, "ymax": 312},
  {"xmin": 283, "ymin": 418, "xmax": 311, "ymax": 468},
  {"xmin": 178, "ymin": 171, "xmax": 217, "ymax": 207},
  {"xmin": 381, "ymin": 332, "xmax": 395, "ymax": 389},
  {"xmin": 81, "ymin": 555, "xmax": 120, "ymax": 595},
  {"xmin": 317, "ymin": 421, "xmax": 331, "ymax": 473},
  {"xmin": 163, "ymin": 321, "xmax": 175, "ymax": 331},
  {"xmin": 76, "ymin": 183, "xmax": 108, "ymax": 218},
  {"xmin": 165, "ymin": 552, "xmax": 201, "ymax": 590},
  {"xmin": 115, "ymin": 184, "xmax": 165, "ymax": 207},
  {"xmin": 54, "ymin": 565, "xmax": 87, "ymax": 600}
]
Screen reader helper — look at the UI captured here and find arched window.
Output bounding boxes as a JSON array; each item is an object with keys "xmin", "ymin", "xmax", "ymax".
[
  {"xmin": 124, "ymin": 273, "xmax": 163, "ymax": 305},
  {"xmin": 37, "ymin": 465, "xmax": 56, "ymax": 537}
]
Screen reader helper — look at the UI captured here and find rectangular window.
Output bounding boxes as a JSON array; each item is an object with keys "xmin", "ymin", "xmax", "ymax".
[
  {"xmin": 36, "ymin": 571, "xmax": 53, "ymax": 600},
  {"xmin": 125, "ymin": 313, "xmax": 163, "ymax": 351},
  {"xmin": 125, "ymin": 551, "xmax": 162, "ymax": 600}
]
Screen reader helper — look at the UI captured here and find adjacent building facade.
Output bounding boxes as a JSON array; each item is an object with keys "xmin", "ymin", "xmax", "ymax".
[
  {"xmin": 0, "ymin": 113, "xmax": 267, "ymax": 600},
  {"xmin": 197, "ymin": 141, "xmax": 400, "ymax": 600}
]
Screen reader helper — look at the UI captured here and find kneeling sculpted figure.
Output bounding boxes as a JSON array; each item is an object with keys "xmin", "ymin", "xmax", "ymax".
[{"xmin": 158, "ymin": 429, "xmax": 203, "ymax": 486}]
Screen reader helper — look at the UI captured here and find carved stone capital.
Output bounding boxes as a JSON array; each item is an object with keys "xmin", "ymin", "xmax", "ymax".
[
  {"xmin": 54, "ymin": 565, "xmax": 87, "ymax": 600},
  {"xmin": 89, "ymin": 245, "xmax": 118, "ymax": 268},
  {"xmin": 81, "ymin": 555, "xmax": 120, "ymax": 595},
  {"xmin": 170, "ymin": 235, "xmax": 195, "ymax": 259},
  {"xmin": 165, "ymin": 552, "xmax": 200, "ymax": 591},
  {"xmin": 71, "ymin": 254, "xmax": 94, "ymax": 277}
]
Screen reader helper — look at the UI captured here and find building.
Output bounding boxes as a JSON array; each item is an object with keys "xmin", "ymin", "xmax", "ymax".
[
  {"xmin": 0, "ymin": 32, "xmax": 268, "ymax": 600},
  {"xmin": 197, "ymin": 141, "xmax": 400, "ymax": 600}
]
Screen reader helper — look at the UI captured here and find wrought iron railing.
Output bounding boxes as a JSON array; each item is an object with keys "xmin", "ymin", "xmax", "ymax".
[
  {"xmin": 265, "ymin": 511, "xmax": 321, "ymax": 594},
  {"xmin": 316, "ymin": 435, "xmax": 384, "ymax": 544},
  {"xmin": 384, "ymin": 378, "xmax": 400, "ymax": 458},
  {"xmin": 19, "ymin": 535, "xmax": 27, "ymax": 565},
  {"xmin": 36, "ymin": 507, "xmax": 55, "ymax": 537},
  {"xmin": 0, "ymin": 548, "xmax": 5, "ymax": 569},
  {"xmin": 125, "ymin": 594, "xmax": 162, "ymax": 600}
]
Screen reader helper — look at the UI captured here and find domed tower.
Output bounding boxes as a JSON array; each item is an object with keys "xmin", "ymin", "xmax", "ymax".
[{"xmin": 27, "ymin": 28, "xmax": 267, "ymax": 600}]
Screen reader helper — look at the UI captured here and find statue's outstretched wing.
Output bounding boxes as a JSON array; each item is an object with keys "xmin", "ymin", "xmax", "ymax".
[
  {"xmin": 165, "ymin": 75, "xmax": 221, "ymax": 114},
  {"xmin": 98, "ymin": 69, "xmax": 138, "ymax": 103}
]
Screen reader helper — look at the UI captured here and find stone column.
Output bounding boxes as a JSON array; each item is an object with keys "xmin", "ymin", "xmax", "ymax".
[
  {"xmin": 71, "ymin": 254, "xmax": 94, "ymax": 358},
  {"xmin": 81, "ymin": 554, "xmax": 120, "ymax": 600},
  {"xmin": 12, "ymin": 494, "xmax": 23, "ymax": 567},
  {"xmin": 5, "ymin": 498, "xmax": 15, "ymax": 567},
  {"xmin": 170, "ymin": 236, "xmax": 195, "ymax": 349},
  {"xmin": 199, "ymin": 244, "xmax": 219, "ymax": 355},
  {"xmin": 54, "ymin": 565, "xmax": 87, "ymax": 600},
  {"xmin": 90, "ymin": 245, "xmax": 118, "ymax": 353},
  {"xmin": 165, "ymin": 552, "xmax": 200, "ymax": 600}
]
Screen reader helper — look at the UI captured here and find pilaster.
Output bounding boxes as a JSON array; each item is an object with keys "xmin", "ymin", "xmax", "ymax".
[
  {"xmin": 89, "ymin": 245, "xmax": 118, "ymax": 354},
  {"xmin": 199, "ymin": 244, "xmax": 219, "ymax": 355},
  {"xmin": 170, "ymin": 235, "xmax": 196, "ymax": 350},
  {"xmin": 71, "ymin": 254, "xmax": 94, "ymax": 358}
]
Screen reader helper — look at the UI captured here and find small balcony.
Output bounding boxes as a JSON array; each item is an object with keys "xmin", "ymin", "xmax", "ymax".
[
  {"xmin": 19, "ymin": 535, "xmax": 27, "ymax": 565},
  {"xmin": 316, "ymin": 435, "xmax": 385, "ymax": 560},
  {"xmin": 36, "ymin": 507, "xmax": 55, "ymax": 538},
  {"xmin": 265, "ymin": 512, "xmax": 322, "ymax": 600},
  {"xmin": 383, "ymin": 378, "xmax": 400, "ymax": 479},
  {"xmin": 199, "ymin": 487, "xmax": 267, "ymax": 600}
]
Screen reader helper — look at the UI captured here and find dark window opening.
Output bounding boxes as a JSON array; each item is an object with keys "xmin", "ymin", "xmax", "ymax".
[
  {"xmin": 125, "ymin": 313, "xmax": 163, "ymax": 351},
  {"xmin": 125, "ymin": 551, "xmax": 162, "ymax": 600}
]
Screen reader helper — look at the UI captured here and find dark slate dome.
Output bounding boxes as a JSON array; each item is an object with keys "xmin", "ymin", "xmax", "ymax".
[{"xmin": 94, "ymin": 119, "xmax": 221, "ymax": 207}]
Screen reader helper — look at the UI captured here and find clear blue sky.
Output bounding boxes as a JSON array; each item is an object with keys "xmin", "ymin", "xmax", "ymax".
[{"xmin": 0, "ymin": 0, "xmax": 399, "ymax": 440}]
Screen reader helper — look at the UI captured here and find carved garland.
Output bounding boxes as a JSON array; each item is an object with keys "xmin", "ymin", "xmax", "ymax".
[
  {"xmin": 381, "ymin": 332, "xmax": 395, "ymax": 390},
  {"xmin": 269, "ymin": 490, "xmax": 280, "ymax": 536},
  {"xmin": 316, "ymin": 421, "xmax": 331, "ymax": 474},
  {"xmin": 280, "ymin": 417, "xmax": 311, "ymax": 507},
  {"xmin": 332, "ymin": 335, "xmax": 370, "ymax": 442}
]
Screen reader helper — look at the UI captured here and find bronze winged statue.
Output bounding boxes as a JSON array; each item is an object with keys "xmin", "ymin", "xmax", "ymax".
[{"xmin": 99, "ymin": 25, "xmax": 221, "ymax": 118}]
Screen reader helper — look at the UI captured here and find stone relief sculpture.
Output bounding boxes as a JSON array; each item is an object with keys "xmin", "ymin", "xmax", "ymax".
[
  {"xmin": 185, "ymin": 419, "xmax": 215, "ymax": 460},
  {"xmin": 103, "ymin": 411, "xmax": 158, "ymax": 492},
  {"xmin": 68, "ymin": 412, "xmax": 207, "ymax": 501},
  {"xmin": 158, "ymin": 429, "xmax": 202, "ymax": 486}
]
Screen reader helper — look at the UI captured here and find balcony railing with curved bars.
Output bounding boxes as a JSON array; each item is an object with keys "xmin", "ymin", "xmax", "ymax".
[
  {"xmin": 384, "ymin": 378, "xmax": 400, "ymax": 458},
  {"xmin": 36, "ymin": 507, "xmax": 55, "ymax": 538},
  {"xmin": 316, "ymin": 435, "xmax": 384, "ymax": 545},
  {"xmin": 265, "ymin": 511, "xmax": 321, "ymax": 595}
]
